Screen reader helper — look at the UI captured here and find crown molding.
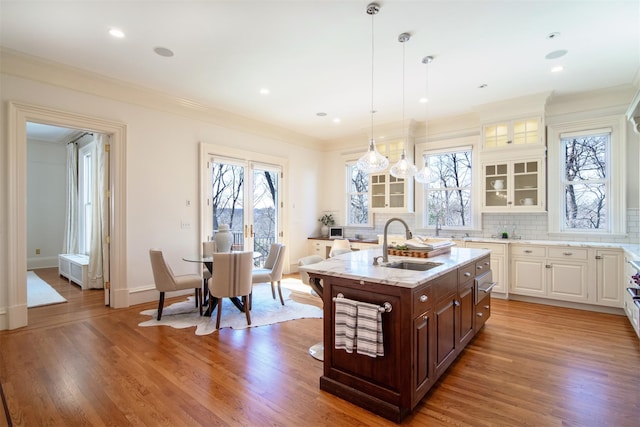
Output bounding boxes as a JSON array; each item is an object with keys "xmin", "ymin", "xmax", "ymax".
[{"xmin": 0, "ymin": 48, "xmax": 323, "ymax": 150}]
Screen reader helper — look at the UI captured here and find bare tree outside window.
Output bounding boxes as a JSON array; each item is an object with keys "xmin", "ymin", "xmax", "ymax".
[
  {"xmin": 211, "ymin": 162, "xmax": 244, "ymax": 232},
  {"xmin": 346, "ymin": 163, "xmax": 369, "ymax": 225},
  {"xmin": 562, "ymin": 133, "xmax": 608, "ymax": 230},
  {"xmin": 424, "ymin": 150, "xmax": 472, "ymax": 228}
]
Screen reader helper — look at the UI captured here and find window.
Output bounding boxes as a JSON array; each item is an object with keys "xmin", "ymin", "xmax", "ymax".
[
  {"xmin": 548, "ymin": 116, "xmax": 626, "ymax": 236},
  {"xmin": 561, "ymin": 130, "xmax": 609, "ymax": 231},
  {"xmin": 346, "ymin": 162, "xmax": 370, "ymax": 226},
  {"xmin": 422, "ymin": 148, "xmax": 472, "ymax": 228},
  {"xmin": 78, "ymin": 143, "xmax": 94, "ymax": 254}
]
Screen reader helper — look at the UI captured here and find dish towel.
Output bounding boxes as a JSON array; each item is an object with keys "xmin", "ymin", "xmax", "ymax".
[
  {"xmin": 334, "ymin": 298, "xmax": 358, "ymax": 353},
  {"xmin": 356, "ymin": 301, "xmax": 384, "ymax": 358}
]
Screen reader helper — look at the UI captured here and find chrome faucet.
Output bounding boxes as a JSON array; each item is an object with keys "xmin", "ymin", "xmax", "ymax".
[{"xmin": 381, "ymin": 217, "xmax": 413, "ymax": 263}]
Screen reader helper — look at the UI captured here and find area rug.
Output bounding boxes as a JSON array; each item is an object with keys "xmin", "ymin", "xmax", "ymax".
[
  {"xmin": 138, "ymin": 281, "xmax": 323, "ymax": 336},
  {"xmin": 27, "ymin": 271, "xmax": 67, "ymax": 308}
]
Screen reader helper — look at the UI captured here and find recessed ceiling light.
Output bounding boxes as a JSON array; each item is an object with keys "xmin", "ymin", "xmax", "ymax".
[
  {"xmin": 316, "ymin": 112, "xmax": 327, "ymax": 117},
  {"xmin": 333, "ymin": 118, "xmax": 341, "ymax": 123},
  {"xmin": 108, "ymin": 27, "xmax": 125, "ymax": 38},
  {"xmin": 153, "ymin": 47, "xmax": 174, "ymax": 57},
  {"xmin": 546, "ymin": 49, "xmax": 568, "ymax": 59},
  {"xmin": 551, "ymin": 65, "xmax": 564, "ymax": 73},
  {"xmin": 259, "ymin": 88, "xmax": 270, "ymax": 95}
]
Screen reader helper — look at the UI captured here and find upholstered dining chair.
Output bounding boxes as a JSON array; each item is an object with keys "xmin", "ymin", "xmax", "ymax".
[
  {"xmin": 202, "ymin": 240, "xmax": 216, "ymax": 281},
  {"xmin": 252, "ymin": 243, "xmax": 286, "ymax": 305},
  {"xmin": 149, "ymin": 249, "xmax": 203, "ymax": 320},
  {"xmin": 329, "ymin": 239, "xmax": 352, "ymax": 257},
  {"xmin": 209, "ymin": 251, "xmax": 254, "ymax": 329}
]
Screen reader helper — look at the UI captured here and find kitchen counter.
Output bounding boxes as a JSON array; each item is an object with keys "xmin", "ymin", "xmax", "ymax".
[
  {"xmin": 299, "ymin": 246, "xmax": 489, "ymax": 289},
  {"xmin": 307, "ymin": 236, "xmax": 379, "ymax": 244},
  {"xmin": 301, "ymin": 247, "xmax": 492, "ymax": 422}
]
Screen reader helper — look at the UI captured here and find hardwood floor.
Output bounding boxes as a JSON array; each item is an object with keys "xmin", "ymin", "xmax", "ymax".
[{"xmin": 1, "ymin": 268, "xmax": 639, "ymax": 426}]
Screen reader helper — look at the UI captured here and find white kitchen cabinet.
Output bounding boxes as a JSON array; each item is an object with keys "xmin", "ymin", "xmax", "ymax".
[
  {"xmin": 369, "ymin": 139, "xmax": 414, "ymax": 213},
  {"xmin": 511, "ymin": 245, "xmax": 589, "ymax": 302},
  {"xmin": 510, "ymin": 245, "xmax": 547, "ymax": 296},
  {"xmin": 464, "ymin": 241, "xmax": 508, "ymax": 297},
  {"xmin": 482, "ymin": 157, "xmax": 545, "ymax": 212},
  {"xmin": 546, "ymin": 247, "xmax": 590, "ymax": 303},
  {"xmin": 595, "ymin": 249, "xmax": 624, "ymax": 308},
  {"xmin": 482, "ymin": 117, "xmax": 543, "ymax": 150},
  {"xmin": 307, "ymin": 239, "xmax": 378, "ymax": 259}
]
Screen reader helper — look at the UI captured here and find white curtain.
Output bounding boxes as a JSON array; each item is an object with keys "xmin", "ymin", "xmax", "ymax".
[
  {"xmin": 88, "ymin": 134, "xmax": 109, "ymax": 289},
  {"xmin": 62, "ymin": 142, "xmax": 78, "ymax": 254}
]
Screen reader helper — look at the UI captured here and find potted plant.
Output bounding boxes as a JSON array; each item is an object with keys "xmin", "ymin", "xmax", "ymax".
[{"xmin": 319, "ymin": 214, "xmax": 335, "ymax": 237}]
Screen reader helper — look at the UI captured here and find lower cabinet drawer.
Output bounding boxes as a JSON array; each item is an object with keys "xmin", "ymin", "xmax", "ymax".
[{"xmin": 475, "ymin": 298, "xmax": 491, "ymax": 331}]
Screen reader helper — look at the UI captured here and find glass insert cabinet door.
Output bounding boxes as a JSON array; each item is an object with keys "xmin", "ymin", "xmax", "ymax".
[
  {"xmin": 512, "ymin": 161, "xmax": 538, "ymax": 207},
  {"xmin": 485, "ymin": 163, "xmax": 509, "ymax": 207},
  {"xmin": 370, "ymin": 173, "xmax": 407, "ymax": 210}
]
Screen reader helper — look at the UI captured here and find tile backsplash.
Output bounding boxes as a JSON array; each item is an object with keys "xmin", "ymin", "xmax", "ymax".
[{"xmin": 344, "ymin": 209, "xmax": 639, "ymax": 244}]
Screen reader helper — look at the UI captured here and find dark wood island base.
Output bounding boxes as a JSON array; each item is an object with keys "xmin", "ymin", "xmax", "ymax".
[{"xmin": 307, "ymin": 249, "xmax": 493, "ymax": 423}]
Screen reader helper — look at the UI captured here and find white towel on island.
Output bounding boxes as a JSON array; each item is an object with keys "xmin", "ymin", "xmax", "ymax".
[
  {"xmin": 334, "ymin": 298, "xmax": 358, "ymax": 353},
  {"xmin": 356, "ymin": 302, "xmax": 384, "ymax": 358}
]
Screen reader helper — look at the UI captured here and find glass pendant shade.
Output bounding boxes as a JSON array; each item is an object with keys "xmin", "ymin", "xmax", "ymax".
[
  {"xmin": 390, "ymin": 149, "xmax": 417, "ymax": 178},
  {"xmin": 357, "ymin": 139, "xmax": 389, "ymax": 173},
  {"xmin": 415, "ymin": 163, "xmax": 432, "ymax": 184}
]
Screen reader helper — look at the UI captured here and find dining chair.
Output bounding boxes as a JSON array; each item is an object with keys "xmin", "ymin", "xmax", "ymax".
[
  {"xmin": 252, "ymin": 243, "xmax": 286, "ymax": 305},
  {"xmin": 202, "ymin": 240, "xmax": 216, "ymax": 280},
  {"xmin": 329, "ymin": 239, "xmax": 352, "ymax": 257},
  {"xmin": 149, "ymin": 249, "xmax": 203, "ymax": 320},
  {"xmin": 209, "ymin": 251, "xmax": 254, "ymax": 329}
]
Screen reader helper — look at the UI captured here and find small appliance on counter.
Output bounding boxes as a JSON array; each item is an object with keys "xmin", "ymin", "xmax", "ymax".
[{"xmin": 329, "ymin": 226, "xmax": 344, "ymax": 239}]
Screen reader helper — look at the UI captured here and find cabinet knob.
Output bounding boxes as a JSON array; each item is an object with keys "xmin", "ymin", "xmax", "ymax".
[
  {"xmin": 595, "ymin": 255, "xmax": 603, "ymax": 260},
  {"xmin": 423, "ymin": 314, "xmax": 429, "ymax": 320},
  {"xmin": 477, "ymin": 265, "xmax": 483, "ymax": 270},
  {"xmin": 359, "ymin": 280, "xmax": 365, "ymax": 285},
  {"xmin": 484, "ymin": 305, "xmax": 490, "ymax": 309},
  {"xmin": 419, "ymin": 295, "xmax": 428, "ymax": 303},
  {"xmin": 464, "ymin": 272, "xmax": 471, "ymax": 277},
  {"xmin": 476, "ymin": 312, "xmax": 483, "ymax": 317},
  {"xmin": 545, "ymin": 264, "xmax": 552, "ymax": 268},
  {"xmin": 453, "ymin": 300, "xmax": 460, "ymax": 307},
  {"xmin": 484, "ymin": 261, "xmax": 490, "ymax": 266}
]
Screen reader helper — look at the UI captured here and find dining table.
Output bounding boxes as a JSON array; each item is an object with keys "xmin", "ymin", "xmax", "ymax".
[{"xmin": 182, "ymin": 252, "xmax": 262, "ymax": 316}]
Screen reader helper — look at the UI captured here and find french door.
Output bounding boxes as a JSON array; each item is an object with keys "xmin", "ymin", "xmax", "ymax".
[{"xmin": 205, "ymin": 156, "xmax": 282, "ymax": 264}]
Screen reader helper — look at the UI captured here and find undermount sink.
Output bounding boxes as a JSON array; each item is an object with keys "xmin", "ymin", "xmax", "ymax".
[{"xmin": 386, "ymin": 261, "xmax": 443, "ymax": 271}]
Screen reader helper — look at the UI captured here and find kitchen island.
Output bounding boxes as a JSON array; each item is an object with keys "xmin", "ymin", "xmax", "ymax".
[{"xmin": 301, "ymin": 246, "xmax": 492, "ymax": 422}]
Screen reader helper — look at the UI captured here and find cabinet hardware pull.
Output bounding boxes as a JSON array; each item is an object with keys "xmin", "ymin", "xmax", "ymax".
[
  {"xmin": 595, "ymin": 255, "xmax": 603, "ymax": 260},
  {"xmin": 423, "ymin": 315, "xmax": 428, "ymax": 320},
  {"xmin": 359, "ymin": 280, "xmax": 365, "ymax": 285},
  {"xmin": 563, "ymin": 252, "xmax": 573, "ymax": 256},
  {"xmin": 477, "ymin": 265, "xmax": 483, "ymax": 270},
  {"xmin": 484, "ymin": 305, "xmax": 490, "ymax": 309},
  {"xmin": 546, "ymin": 264, "xmax": 552, "ymax": 268},
  {"xmin": 477, "ymin": 313, "xmax": 483, "ymax": 317},
  {"xmin": 464, "ymin": 272, "xmax": 471, "ymax": 277},
  {"xmin": 482, "ymin": 282, "xmax": 498, "ymax": 293},
  {"xmin": 524, "ymin": 250, "xmax": 532, "ymax": 253},
  {"xmin": 484, "ymin": 261, "xmax": 490, "ymax": 266},
  {"xmin": 419, "ymin": 295, "xmax": 428, "ymax": 302},
  {"xmin": 453, "ymin": 300, "xmax": 460, "ymax": 306}
]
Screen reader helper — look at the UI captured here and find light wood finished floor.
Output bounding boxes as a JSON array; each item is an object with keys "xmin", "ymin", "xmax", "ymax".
[{"xmin": 1, "ymin": 267, "xmax": 639, "ymax": 426}]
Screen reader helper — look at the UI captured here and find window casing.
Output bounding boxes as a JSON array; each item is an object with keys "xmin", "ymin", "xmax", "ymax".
[
  {"xmin": 548, "ymin": 116, "xmax": 626, "ymax": 236},
  {"xmin": 421, "ymin": 147, "xmax": 473, "ymax": 229},
  {"xmin": 345, "ymin": 161, "xmax": 371, "ymax": 226}
]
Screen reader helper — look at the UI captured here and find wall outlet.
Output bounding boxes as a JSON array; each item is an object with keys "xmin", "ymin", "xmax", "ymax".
[{"xmin": 35, "ymin": 248, "xmax": 40, "ymax": 255}]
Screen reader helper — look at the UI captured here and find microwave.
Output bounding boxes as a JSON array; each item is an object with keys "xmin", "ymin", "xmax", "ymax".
[{"xmin": 329, "ymin": 226, "xmax": 344, "ymax": 239}]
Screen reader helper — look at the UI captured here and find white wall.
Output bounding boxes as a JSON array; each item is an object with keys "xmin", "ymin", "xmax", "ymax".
[
  {"xmin": 0, "ymin": 68, "xmax": 323, "ymax": 319},
  {"xmin": 26, "ymin": 139, "xmax": 66, "ymax": 268}
]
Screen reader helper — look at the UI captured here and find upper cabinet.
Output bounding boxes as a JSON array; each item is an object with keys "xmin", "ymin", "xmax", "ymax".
[
  {"xmin": 482, "ymin": 117, "xmax": 544, "ymax": 150},
  {"xmin": 369, "ymin": 138, "xmax": 414, "ymax": 213},
  {"xmin": 482, "ymin": 156, "xmax": 545, "ymax": 212}
]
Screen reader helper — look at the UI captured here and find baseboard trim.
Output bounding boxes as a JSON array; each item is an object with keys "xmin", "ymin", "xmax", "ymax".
[{"xmin": 508, "ymin": 294, "xmax": 624, "ymax": 315}]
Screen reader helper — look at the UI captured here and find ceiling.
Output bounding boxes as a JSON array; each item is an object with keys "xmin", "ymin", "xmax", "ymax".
[{"xmin": 2, "ymin": 0, "xmax": 639, "ymax": 143}]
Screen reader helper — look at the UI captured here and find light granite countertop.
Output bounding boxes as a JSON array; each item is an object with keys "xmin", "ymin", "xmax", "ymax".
[{"xmin": 299, "ymin": 247, "xmax": 490, "ymax": 289}]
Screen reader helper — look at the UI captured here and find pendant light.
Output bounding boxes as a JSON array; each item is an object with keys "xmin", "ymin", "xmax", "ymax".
[
  {"xmin": 390, "ymin": 32, "xmax": 417, "ymax": 179},
  {"xmin": 415, "ymin": 55, "xmax": 435, "ymax": 184},
  {"xmin": 356, "ymin": 3, "xmax": 389, "ymax": 174}
]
